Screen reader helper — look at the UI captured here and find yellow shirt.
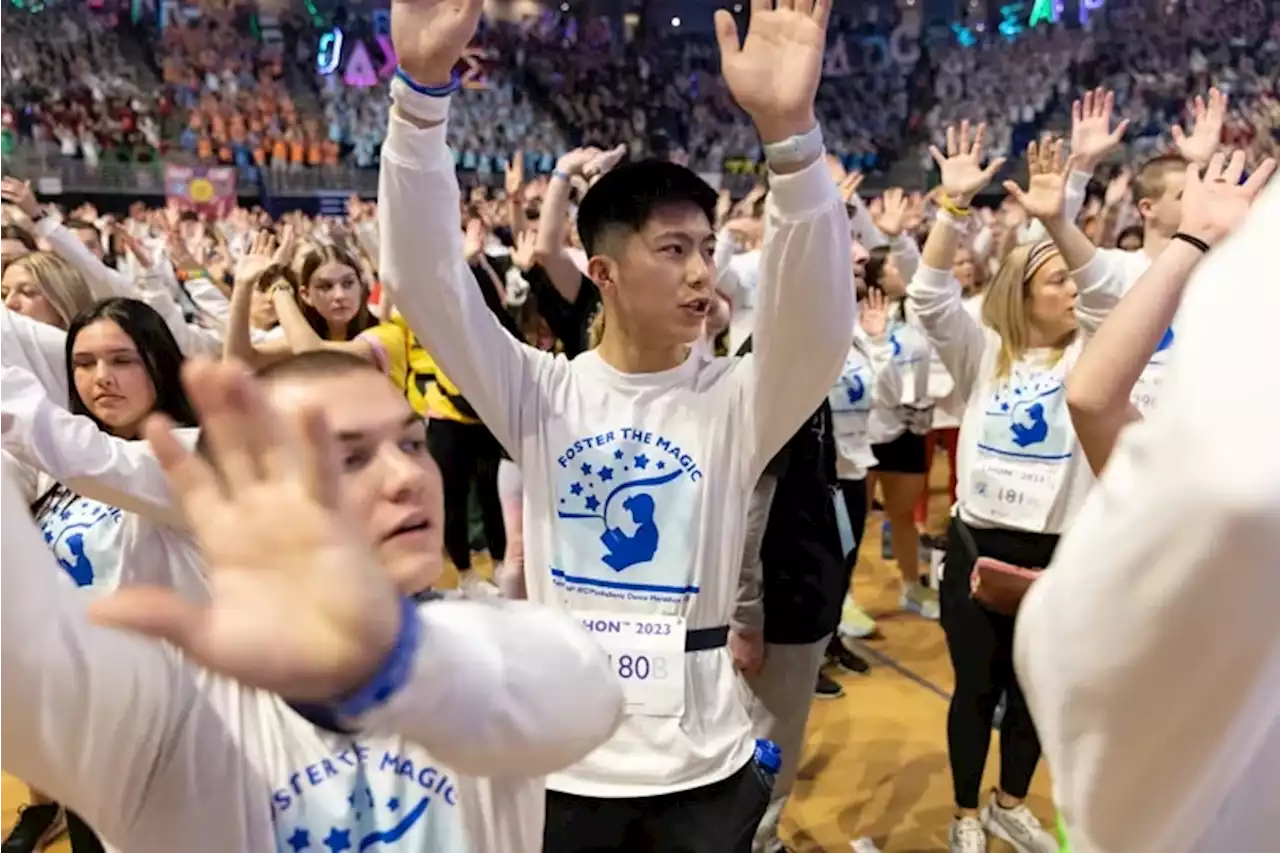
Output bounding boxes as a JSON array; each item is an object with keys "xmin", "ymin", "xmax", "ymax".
[{"xmin": 359, "ymin": 315, "xmax": 480, "ymax": 424}]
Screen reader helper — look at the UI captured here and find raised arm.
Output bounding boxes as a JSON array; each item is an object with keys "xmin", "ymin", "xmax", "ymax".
[
  {"xmin": 380, "ymin": 8, "xmax": 549, "ymax": 455},
  {"xmin": 2, "ymin": 304, "xmax": 69, "ymax": 404},
  {"xmin": 361, "ymin": 597, "xmax": 624, "ymax": 777},
  {"xmin": 1067, "ymin": 153, "xmax": 1275, "ymax": 475},
  {"xmin": 1, "ymin": 464, "xmax": 185, "ymax": 842},
  {"xmin": 907, "ymin": 122, "xmax": 1006, "ymax": 401},
  {"xmin": 709, "ymin": 0, "xmax": 855, "ymax": 475},
  {"xmin": 534, "ymin": 146, "xmax": 623, "ymax": 303},
  {"xmin": 1, "ymin": 365, "xmax": 186, "ymax": 525},
  {"xmin": 1015, "ymin": 179, "xmax": 1280, "ymax": 853}
]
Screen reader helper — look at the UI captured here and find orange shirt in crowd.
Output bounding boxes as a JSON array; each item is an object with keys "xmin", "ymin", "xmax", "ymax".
[
  {"xmin": 197, "ymin": 136, "xmax": 213, "ymax": 161},
  {"xmin": 272, "ymin": 139, "xmax": 288, "ymax": 163},
  {"xmin": 290, "ymin": 140, "xmax": 305, "ymax": 163}
]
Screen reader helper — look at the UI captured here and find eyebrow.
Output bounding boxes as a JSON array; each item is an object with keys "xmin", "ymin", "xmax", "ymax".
[
  {"xmin": 334, "ymin": 413, "xmax": 423, "ymax": 444},
  {"xmin": 652, "ymin": 230, "xmax": 717, "ymax": 244},
  {"xmin": 73, "ymin": 347, "xmax": 138, "ymax": 359}
]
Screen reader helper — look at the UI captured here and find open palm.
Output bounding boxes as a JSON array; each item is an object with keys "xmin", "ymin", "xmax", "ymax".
[
  {"xmin": 1178, "ymin": 150, "xmax": 1277, "ymax": 246},
  {"xmin": 715, "ymin": 0, "xmax": 831, "ymax": 139},
  {"xmin": 391, "ymin": 0, "xmax": 483, "ymax": 85},
  {"xmin": 90, "ymin": 361, "xmax": 402, "ymax": 702},
  {"xmin": 1070, "ymin": 87, "xmax": 1129, "ymax": 171},
  {"xmin": 930, "ymin": 121, "xmax": 1006, "ymax": 205},
  {"xmin": 1003, "ymin": 139, "xmax": 1073, "ymax": 222}
]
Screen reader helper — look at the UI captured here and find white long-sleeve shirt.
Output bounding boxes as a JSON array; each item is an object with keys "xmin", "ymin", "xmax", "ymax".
[
  {"xmin": 1, "ymin": 466, "xmax": 624, "ymax": 853},
  {"xmin": 378, "ymin": 81, "xmax": 854, "ymax": 798},
  {"xmin": 829, "ymin": 332, "xmax": 901, "ymax": 481},
  {"xmin": 1015, "ymin": 182, "xmax": 1280, "ymax": 853},
  {"xmin": 907, "ymin": 251, "xmax": 1118, "ymax": 534},
  {"xmin": 2, "ymin": 304, "xmax": 69, "ymax": 405}
]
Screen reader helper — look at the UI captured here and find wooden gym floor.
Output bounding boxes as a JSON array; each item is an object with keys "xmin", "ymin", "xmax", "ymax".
[{"xmin": 3, "ymin": 457, "xmax": 1053, "ymax": 851}]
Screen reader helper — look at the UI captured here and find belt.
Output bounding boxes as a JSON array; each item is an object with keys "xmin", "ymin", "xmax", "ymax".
[{"xmin": 685, "ymin": 625, "xmax": 730, "ymax": 652}]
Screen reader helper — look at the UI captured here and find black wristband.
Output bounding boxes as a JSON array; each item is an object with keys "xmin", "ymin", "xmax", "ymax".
[{"xmin": 1172, "ymin": 232, "xmax": 1210, "ymax": 254}]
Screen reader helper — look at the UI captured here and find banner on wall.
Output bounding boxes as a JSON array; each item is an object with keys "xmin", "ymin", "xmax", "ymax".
[{"xmin": 164, "ymin": 164, "xmax": 237, "ymax": 217}]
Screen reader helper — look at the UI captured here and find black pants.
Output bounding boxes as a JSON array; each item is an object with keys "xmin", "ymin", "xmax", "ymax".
[
  {"xmin": 940, "ymin": 517, "xmax": 1058, "ymax": 809},
  {"xmin": 543, "ymin": 760, "xmax": 771, "ymax": 853},
  {"xmin": 837, "ymin": 477, "xmax": 869, "ymax": 579},
  {"xmin": 426, "ymin": 418, "xmax": 506, "ymax": 570}
]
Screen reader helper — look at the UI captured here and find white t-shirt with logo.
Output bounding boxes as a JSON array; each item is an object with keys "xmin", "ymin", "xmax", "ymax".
[
  {"xmin": 2, "ymin": 470, "xmax": 624, "ymax": 853},
  {"xmin": 828, "ymin": 334, "xmax": 900, "ymax": 481},
  {"xmin": 381, "ymin": 84, "xmax": 855, "ymax": 798},
  {"xmin": 908, "ymin": 263, "xmax": 1120, "ymax": 534}
]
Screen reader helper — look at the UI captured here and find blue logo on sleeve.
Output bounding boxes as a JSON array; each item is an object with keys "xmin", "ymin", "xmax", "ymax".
[
  {"xmin": 551, "ymin": 428, "xmax": 705, "ymax": 602},
  {"xmin": 829, "ymin": 352, "xmax": 872, "ymax": 415}
]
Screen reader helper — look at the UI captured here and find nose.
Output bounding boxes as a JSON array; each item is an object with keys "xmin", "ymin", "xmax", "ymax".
[
  {"xmin": 381, "ymin": 444, "xmax": 426, "ymax": 503},
  {"xmin": 3, "ymin": 290, "xmax": 19, "ymax": 310},
  {"xmin": 851, "ymin": 240, "xmax": 870, "ymax": 265},
  {"xmin": 686, "ymin": 251, "xmax": 713, "ymax": 290}
]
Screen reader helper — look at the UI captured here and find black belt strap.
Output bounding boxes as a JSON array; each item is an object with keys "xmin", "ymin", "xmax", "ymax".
[{"xmin": 685, "ymin": 625, "xmax": 730, "ymax": 652}]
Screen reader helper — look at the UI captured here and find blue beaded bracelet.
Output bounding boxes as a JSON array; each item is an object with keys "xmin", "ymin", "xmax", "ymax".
[
  {"xmin": 330, "ymin": 596, "xmax": 421, "ymax": 721},
  {"xmin": 394, "ymin": 67, "xmax": 462, "ymax": 97}
]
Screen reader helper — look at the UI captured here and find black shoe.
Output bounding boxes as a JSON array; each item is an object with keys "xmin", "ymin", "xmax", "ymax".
[
  {"xmin": 65, "ymin": 811, "xmax": 106, "ymax": 853},
  {"xmin": 3, "ymin": 803, "xmax": 67, "ymax": 852},
  {"xmin": 827, "ymin": 641, "xmax": 871, "ymax": 675},
  {"xmin": 814, "ymin": 670, "xmax": 845, "ymax": 699}
]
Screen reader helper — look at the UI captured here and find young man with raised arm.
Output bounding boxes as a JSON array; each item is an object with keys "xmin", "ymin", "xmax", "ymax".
[{"xmin": 379, "ymin": 0, "xmax": 854, "ymax": 849}]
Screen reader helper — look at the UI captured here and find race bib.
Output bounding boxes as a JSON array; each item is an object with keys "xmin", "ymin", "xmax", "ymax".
[
  {"xmin": 577, "ymin": 612, "xmax": 686, "ymax": 717},
  {"xmin": 968, "ymin": 453, "xmax": 1062, "ymax": 529},
  {"xmin": 1130, "ymin": 363, "xmax": 1164, "ymax": 415}
]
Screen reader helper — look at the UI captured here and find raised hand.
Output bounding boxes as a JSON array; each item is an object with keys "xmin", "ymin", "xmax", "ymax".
[
  {"xmin": 930, "ymin": 121, "xmax": 1007, "ymax": 206},
  {"xmin": 1002, "ymin": 138, "xmax": 1074, "ymax": 222},
  {"xmin": 839, "ymin": 170, "xmax": 865, "ymax": 205},
  {"xmin": 1070, "ymin": 87, "xmax": 1129, "ymax": 173},
  {"xmin": 1172, "ymin": 88, "xmax": 1227, "ymax": 167},
  {"xmin": 582, "ymin": 144, "xmax": 627, "ymax": 186},
  {"xmin": 391, "ymin": 0, "xmax": 483, "ymax": 87},
  {"xmin": 860, "ymin": 285, "xmax": 890, "ymax": 338},
  {"xmin": 1103, "ymin": 167, "xmax": 1132, "ymax": 208},
  {"xmin": 1178, "ymin": 151, "xmax": 1276, "ymax": 247},
  {"xmin": 0, "ymin": 177, "xmax": 42, "ymax": 220},
  {"xmin": 505, "ymin": 151, "xmax": 525, "ymax": 199},
  {"xmin": 714, "ymin": 0, "xmax": 831, "ymax": 144},
  {"xmin": 463, "ymin": 218, "xmax": 486, "ymax": 264},
  {"xmin": 555, "ymin": 146, "xmax": 604, "ymax": 179},
  {"xmin": 89, "ymin": 360, "xmax": 403, "ymax": 702},
  {"xmin": 876, "ymin": 188, "xmax": 910, "ymax": 237},
  {"xmin": 235, "ymin": 230, "xmax": 278, "ymax": 288},
  {"xmin": 511, "ymin": 229, "xmax": 538, "ymax": 272}
]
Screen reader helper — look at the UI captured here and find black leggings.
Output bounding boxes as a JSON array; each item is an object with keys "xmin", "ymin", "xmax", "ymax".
[
  {"xmin": 940, "ymin": 517, "xmax": 1058, "ymax": 809},
  {"xmin": 837, "ymin": 477, "xmax": 869, "ymax": 581},
  {"xmin": 426, "ymin": 418, "xmax": 507, "ymax": 570}
]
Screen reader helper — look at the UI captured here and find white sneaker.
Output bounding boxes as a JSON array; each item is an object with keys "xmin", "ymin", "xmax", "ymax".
[
  {"xmin": 838, "ymin": 595, "xmax": 879, "ymax": 639},
  {"xmin": 901, "ymin": 581, "xmax": 941, "ymax": 620},
  {"xmin": 457, "ymin": 569, "xmax": 500, "ymax": 599},
  {"xmin": 949, "ymin": 816, "xmax": 987, "ymax": 853},
  {"xmin": 850, "ymin": 838, "xmax": 883, "ymax": 853},
  {"xmin": 981, "ymin": 798, "xmax": 1058, "ymax": 853}
]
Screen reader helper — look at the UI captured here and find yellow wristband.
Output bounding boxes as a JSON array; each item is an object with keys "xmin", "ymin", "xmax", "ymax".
[{"xmin": 938, "ymin": 193, "xmax": 973, "ymax": 218}]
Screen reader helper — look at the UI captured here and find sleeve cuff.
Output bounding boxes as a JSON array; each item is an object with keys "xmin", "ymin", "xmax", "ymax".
[
  {"xmin": 1069, "ymin": 248, "xmax": 1113, "ymax": 289},
  {"xmin": 914, "ymin": 265, "xmax": 954, "ymax": 291},
  {"xmin": 386, "ymin": 79, "xmax": 453, "ymax": 169},
  {"xmin": 33, "ymin": 216, "xmax": 60, "ymax": 239},
  {"xmin": 766, "ymin": 154, "xmax": 841, "ymax": 221}
]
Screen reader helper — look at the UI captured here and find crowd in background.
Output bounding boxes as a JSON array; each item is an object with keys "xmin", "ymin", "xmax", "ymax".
[{"xmin": 2, "ymin": 0, "xmax": 1278, "ymax": 181}]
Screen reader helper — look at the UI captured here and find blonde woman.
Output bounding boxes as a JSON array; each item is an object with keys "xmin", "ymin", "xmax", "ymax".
[{"xmin": 908, "ymin": 126, "xmax": 1118, "ymax": 853}]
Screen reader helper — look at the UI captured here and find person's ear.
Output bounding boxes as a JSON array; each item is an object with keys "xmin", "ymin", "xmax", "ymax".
[
  {"xmin": 588, "ymin": 256, "xmax": 617, "ymax": 295},
  {"xmin": 1135, "ymin": 197, "xmax": 1154, "ymax": 224}
]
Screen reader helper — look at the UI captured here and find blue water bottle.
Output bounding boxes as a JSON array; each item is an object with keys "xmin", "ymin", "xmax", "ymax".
[{"xmin": 753, "ymin": 738, "xmax": 782, "ymax": 794}]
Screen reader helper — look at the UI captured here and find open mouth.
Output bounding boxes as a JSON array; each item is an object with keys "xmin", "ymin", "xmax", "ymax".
[{"xmin": 681, "ymin": 298, "xmax": 711, "ymax": 317}]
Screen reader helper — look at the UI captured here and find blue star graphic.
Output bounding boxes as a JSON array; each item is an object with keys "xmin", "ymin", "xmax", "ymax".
[
  {"xmin": 346, "ymin": 793, "xmax": 356, "ymax": 807},
  {"xmin": 634, "ymin": 453, "xmax": 649, "ymax": 469},
  {"xmin": 570, "ymin": 482, "xmax": 583, "ymax": 496},
  {"xmin": 614, "ymin": 448, "xmax": 624, "ymax": 459},
  {"xmin": 656, "ymin": 461, "xmax": 666, "ymax": 470},
  {"xmin": 580, "ymin": 462, "xmax": 593, "ymax": 476},
  {"xmin": 387, "ymin": 797, "xmax": 400, "ymax": 811},
  {"xmin": 322, "ymin": 827, "xmax": 351, "ymax": 853},
  {"xmin": 598, "ymin": 466, "xmax": 614, "ymax": 482},
  {"xmin": 287, "ymin": 828, "xmax": 311, "ymax": 852},
  {"xmin": 584, "ymin": 495, "xmax": 600, "ymax": 512},
  {"xmin": 1000, "ymin": 402, "xmax": 1010, "ymax": 412}
]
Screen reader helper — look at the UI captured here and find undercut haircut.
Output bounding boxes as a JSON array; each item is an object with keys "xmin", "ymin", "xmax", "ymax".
[
  {"xmin": 255, "ymin": 349, "xmax": 382, "ymax": 383},
  {"xmin": 576, "ymin": 160, "xmax": 718, "ymax": 257},
  {"xmin": 1132, "ymin": 154, "xmax": 1189, "ymax": 205}
]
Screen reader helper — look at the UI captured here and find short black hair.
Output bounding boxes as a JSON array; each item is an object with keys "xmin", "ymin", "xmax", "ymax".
[
  {"xmin": 576, "ymin": 160, "xmax": 718, "ymax": 257},
  {"xmin": 1116, "ymin": 224, "xmax": 1144, "ymax": 248}
]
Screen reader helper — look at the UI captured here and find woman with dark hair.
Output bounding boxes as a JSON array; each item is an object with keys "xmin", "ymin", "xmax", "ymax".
[{"xmin": 1, "ymin": 224, "xmax": 38, "ymax": 273}]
